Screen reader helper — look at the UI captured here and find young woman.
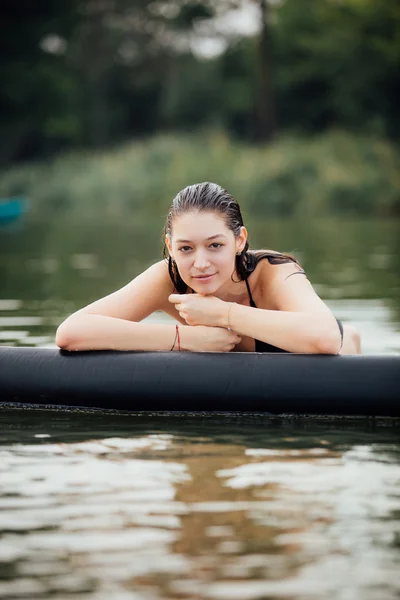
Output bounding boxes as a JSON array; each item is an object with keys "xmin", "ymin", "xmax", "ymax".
[{"xmin": 56, "ymin": 182, "xmax": 361, "ymax": 354}]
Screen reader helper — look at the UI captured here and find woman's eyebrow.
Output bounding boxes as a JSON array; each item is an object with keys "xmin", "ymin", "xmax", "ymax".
[{"xmin": 176, "ymin": 234, "xmax": 227, "ymax": 243}]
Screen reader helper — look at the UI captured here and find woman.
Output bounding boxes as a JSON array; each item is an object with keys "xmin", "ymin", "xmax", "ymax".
[{"xmin": 56, "ymin": 182, "xmax": 361, "ymax": 354}]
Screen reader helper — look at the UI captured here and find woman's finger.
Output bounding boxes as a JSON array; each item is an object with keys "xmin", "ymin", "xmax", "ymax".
[
  {"xmin": 229, "ymin": 334, "xmax": 241, "ymax": 344},
  {"xmin": 168, "ymin": 294, "xmax": 184, "ymax": 304}
]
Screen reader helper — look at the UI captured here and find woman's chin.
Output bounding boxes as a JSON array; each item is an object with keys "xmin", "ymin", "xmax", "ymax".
[
  {"xmin": 182, "ymin": 273, "xmax": 229, "ymax": 295},
  {"xmin": 190, "ymin": 278, "xmax": 221, "ymax": 295}
]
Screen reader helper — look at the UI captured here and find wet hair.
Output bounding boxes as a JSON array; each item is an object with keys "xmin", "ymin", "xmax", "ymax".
[{"xmin": 163, "ymin": 182, "xmax": 300, "ymax": 293}]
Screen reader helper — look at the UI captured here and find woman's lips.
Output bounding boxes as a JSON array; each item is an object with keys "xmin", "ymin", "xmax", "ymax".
[{"xmin": 193, "ymin": 274, "xmax": 215, "ymax": 281}]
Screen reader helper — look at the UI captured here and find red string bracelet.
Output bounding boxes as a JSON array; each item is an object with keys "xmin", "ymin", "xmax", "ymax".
[
  {"xmin": 171, "ymin": 324, "xmax": 180, "ymax": 351},
  {"xmin": 170, "ymin": 326, "xmax": 178, "ymax": 351}
]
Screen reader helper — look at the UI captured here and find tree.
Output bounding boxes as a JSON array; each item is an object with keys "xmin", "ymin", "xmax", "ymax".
[{"xmin": 255, "ymin": 0, "xmax": 277, "ymax": 141}]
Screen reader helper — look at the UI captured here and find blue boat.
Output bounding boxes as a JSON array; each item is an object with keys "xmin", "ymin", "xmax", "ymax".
[{"xmin": 0, "ymin": 197, "xmax": 28, "ymax": 223}]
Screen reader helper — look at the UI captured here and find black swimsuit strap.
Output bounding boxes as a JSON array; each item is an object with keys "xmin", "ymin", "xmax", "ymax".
[
  {"xmin": 245, "ymin": 279, "xmax": 257, "ymax": 308},
  {"xmin": 245, "ymin": 263, "xmax": 306, "ymax": 307},
  {"xmin": 337, "ymin": 318, "xmax": 344, "ymax": 351}
]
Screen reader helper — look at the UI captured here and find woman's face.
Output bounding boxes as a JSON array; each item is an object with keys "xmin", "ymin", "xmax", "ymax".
[{"xmin": 167, "ymin": 210, "xmax": 247, "ymax": 294}]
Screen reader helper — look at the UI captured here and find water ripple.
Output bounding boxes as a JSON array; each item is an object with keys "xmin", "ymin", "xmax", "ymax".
[{"xmin": 0, "ymin": 423, "xmax": 399, "ymax": 599}]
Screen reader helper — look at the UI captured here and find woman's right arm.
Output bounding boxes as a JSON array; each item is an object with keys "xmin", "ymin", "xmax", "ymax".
[{"xmin": 55, "ymin": 261, "xmax": 239, "ymax": 352}]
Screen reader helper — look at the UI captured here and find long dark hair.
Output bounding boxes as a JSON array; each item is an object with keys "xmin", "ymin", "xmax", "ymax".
[{"xmin": 163, "ymin": 182, "xmax": 299, "ymax": 293}]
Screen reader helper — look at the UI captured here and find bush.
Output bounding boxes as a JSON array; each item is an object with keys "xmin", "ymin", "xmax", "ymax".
[{"xmin": 1, "ymin": 129, "xmax": 399, "ymax": 218}]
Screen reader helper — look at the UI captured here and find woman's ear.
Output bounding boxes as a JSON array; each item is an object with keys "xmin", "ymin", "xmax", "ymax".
[
  {"xmin": 237, "ymin": 226, "xmax": 248, "ymax": 254},
  {"xmin": 165, "ymin": 235, "xmax": 173, "ymax": 260}
]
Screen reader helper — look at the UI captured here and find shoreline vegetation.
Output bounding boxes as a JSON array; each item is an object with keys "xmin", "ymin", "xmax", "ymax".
[{"xmin": 1, "ymin": 129, "xmax": 399, "ymax": 219}]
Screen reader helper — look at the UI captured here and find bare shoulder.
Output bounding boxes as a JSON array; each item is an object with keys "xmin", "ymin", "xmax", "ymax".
[
  {"xmin": 256, "ymin": 256, "xmax": 333, "ymax": 315},
  {"xmin": 255, "ymin": 255, "xmax": 305, "ymax": 287},
  {"xmin": 143, "ymin": 259, "xmax": 171, "ymax": 282},
  {"xmin": 75, "ymin": 259, "xmax": 174, "ymax": 322},
  {"xmin": 120, "ymin": 259, "xmax": 172, "ymax": 294},
  {"xmin": 254, "ymin": 256, "xmax": 318, "ymax": 311},
  {"xmin": 269, "ymin": 259, "xmax": 306, "ymax": 284}
]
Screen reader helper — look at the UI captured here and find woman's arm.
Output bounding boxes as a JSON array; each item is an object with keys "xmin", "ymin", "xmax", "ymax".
[
  {"xmin": 56, "ymin": 260, "xmax": 173, "ymax": 350},
  {"xmin": 225, "ymin": 263, "xmax": 341, "ymax": 354},
  {"xmin": 225, "ymin": 304, "xmax": 340, "ymax": 354},
  {"xmin": 56, "ymin": 261, "xmax": 240, "ymax": 352},
  {"xmin": 57, "ymin": 314, "xmax": 179, "ymax": 352}
]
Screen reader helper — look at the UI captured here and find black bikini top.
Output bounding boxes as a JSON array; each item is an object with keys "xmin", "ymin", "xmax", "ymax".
[{"xmin": 244, "ymin": 278, "xmax": 288, "ymax": 353}]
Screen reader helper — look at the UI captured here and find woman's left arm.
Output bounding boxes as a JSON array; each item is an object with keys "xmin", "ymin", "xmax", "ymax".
[{"xmin": 226, "ymin": 264, "xmax": 341, "ymax": 354}]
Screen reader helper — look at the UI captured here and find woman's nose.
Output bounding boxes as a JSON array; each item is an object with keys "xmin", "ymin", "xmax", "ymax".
[{"xmin": 193, "ymin": 251, "xmax": 210, "ymax": 269}]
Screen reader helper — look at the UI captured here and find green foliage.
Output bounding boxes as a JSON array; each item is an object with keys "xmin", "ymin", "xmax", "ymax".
[
  {"xmin": 1, "ymin": 0, "xmax": 399, "ymax": 163},
  {"xmin": 272, "ymin": 0, "xmax": 400, "ymax": 136},
  {"xmin": 1, "ymin": 130, "xmax": 399, "ymax": 218}
]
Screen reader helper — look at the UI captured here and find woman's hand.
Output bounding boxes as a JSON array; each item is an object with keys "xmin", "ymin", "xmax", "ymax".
[
  {"xmin": 181, "ymin": 325, "xmax": 241, "ymax": 353},
  {"xmin": 169, "ymin": 293, "xmax": 227, "ymax": 327},
  {"xmin": 169, "ymin": 294, "xmax": 239, "ymax": 351}
]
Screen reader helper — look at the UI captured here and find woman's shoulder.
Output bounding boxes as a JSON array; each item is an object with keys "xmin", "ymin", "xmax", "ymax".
[
  {"xmin": 251, "ymin": 248, "xmax": 299, "ymax": 264},
  {"xmin": 137, "ymin": 259, "xmax": 174, "ymax": 290},
  {"xmin": 250, "ymin": 250, "xmax": 307, "ymax": 310},
  {"xmin": 121, "ymin": 259, "xmax": 173, "ymax": 299},
  {"xmin": 145, "ymin": 259, "xmax": 170, "ymax": 277},
  {"xmin": 251, "ymin": 249, "xmax": 305, "ymax": 286},
  {"xmin": 66, "ymin": 260, "xmax": 173, "ymax": 323}
]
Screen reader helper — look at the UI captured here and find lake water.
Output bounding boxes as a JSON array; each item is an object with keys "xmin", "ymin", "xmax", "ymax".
[
  {"xmin": 1, "ymin": 215, "xmax": 400, "ymax": 599},
  {"xmin": 1, "ymin": 410, "xmax": 399, "ymax": 599}
]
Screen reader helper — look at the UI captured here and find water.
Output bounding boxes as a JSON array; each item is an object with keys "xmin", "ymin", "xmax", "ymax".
[
  {"xmin": 0, "ymin": 410, "xmax": 399, "ymax": 599},
  {"xmin": 1, "ymin": 215, "xmax": 400, "ymax": 598}
]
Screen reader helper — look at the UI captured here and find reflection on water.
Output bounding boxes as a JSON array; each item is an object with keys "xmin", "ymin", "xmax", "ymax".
[{"xmin": 0, "ymin": 410, "xmax": 399, "ymax": 599}]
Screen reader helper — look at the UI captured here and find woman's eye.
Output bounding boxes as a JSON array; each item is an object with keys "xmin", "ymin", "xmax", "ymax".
[{"xmin": 178, "ymin": 243, "xmax": 222, "ymax": 252}]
